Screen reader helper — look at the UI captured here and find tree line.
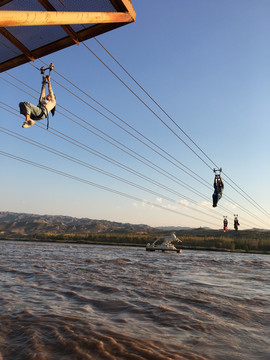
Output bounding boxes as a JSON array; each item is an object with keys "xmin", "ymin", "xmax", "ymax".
[{"xmin": 8, "ymin": 229, "xmax": 269, "ymax": 254}]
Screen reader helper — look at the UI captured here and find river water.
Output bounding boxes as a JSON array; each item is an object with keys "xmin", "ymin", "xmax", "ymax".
[{"xmin": 0, "ymin": 241, "xmax": 269, "ymax": 360}]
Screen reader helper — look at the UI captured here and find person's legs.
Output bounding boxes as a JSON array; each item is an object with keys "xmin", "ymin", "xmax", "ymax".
[
  {"xmin": 19, "ymin": 102, "xmax": 34, "ymax": 117},
  {"xmin": 212, "ymin": 193, "xmax": 217, "ymax": 207},
  {"xmin": 19, "ymin": 102, "xmax": 43, "ymax": 128},
  {"xmin": 217, "ymin": 193, "xmax": 222, "ymax": 203}
]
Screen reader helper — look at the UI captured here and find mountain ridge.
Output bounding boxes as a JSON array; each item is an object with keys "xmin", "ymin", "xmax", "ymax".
[
  {"xmin": 0, "ymin": 211, "xmax": 155, "ymax": 238},
  {"xmin": 1, "ymin": 212, "xmax": 268, "ymax": 240}
]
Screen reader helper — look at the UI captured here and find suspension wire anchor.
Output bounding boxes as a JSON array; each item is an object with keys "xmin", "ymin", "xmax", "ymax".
[
  {"xmin": 40, "ymin": 63, "xmax": 54, "ymax": 82},
  {"xmin": 213, "ymin": 168, "xmax": 222, "ymax": 178},
  {"xmin": 213, "ymin": 168, "xmax": 222, "ymax": 174},
  {"xmin": 40, "ymin": 62, "xmax": 54, "ymax": 74}
]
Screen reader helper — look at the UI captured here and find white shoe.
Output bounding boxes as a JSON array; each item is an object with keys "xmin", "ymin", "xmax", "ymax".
[{"xmin": 22, "ymin": 119, "xmax": 35, "ymax": 128}]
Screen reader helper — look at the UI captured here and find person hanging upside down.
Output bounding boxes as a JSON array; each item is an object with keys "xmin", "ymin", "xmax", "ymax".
[
  {"xmin": 212, "ymin": 174, "xmax": 224, "ymax": 207},
  {"xmin": 19, "ymin": 75, "xmax": 56, "ymax": 128},
  {"xmin": 234, "ymin": 216, "xmax": 240, "ymax": 231}
]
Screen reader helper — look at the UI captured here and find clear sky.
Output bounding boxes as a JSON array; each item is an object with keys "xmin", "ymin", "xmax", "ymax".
[{"xmin": 1, "ymin": 0, "xmax": 270, "ymax": 230}]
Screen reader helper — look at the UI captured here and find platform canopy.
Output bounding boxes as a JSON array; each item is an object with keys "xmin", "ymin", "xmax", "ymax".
[{"xmin": 0, "ymin": 0, "xmax": 136, "ymax": 73}]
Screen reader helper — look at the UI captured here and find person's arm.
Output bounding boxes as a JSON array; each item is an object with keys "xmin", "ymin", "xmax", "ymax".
[
  {"xmin": 46, "ymin": 75, "xmax": 55, "ymax": 101},
  {"xmin": 220, "ymin": 176, "xmax": 224, "ymax": 189},
  {"xmin": 39, "ymin": 77, "xmax": 46, "ymax": 102}
]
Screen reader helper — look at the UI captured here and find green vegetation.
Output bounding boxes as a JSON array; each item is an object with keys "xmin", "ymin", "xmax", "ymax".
[
  {"xmin": 2, "ymin": 229, "xmax": 270, "ymax": 254},
  {"xmin": 27, "ymin": 232, "xmax": 152, "ymax": 247},
  {"xmin": 174, "ymin": 229, "xmax": 270, "ymax": 253}
]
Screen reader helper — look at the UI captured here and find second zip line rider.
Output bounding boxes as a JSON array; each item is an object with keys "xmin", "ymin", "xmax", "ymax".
[
  {"xmin": 212, "ymin": 168, "xmax": 224, "ymax": 208},
  {"xmin": 19, "ymin": 75, "xmax": 56, "ymax": 128}
]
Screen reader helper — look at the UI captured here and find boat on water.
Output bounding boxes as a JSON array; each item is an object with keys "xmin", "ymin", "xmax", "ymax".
[{"xmin": 146, "ymin": 232, "xmax": 182, "ymax": 253}]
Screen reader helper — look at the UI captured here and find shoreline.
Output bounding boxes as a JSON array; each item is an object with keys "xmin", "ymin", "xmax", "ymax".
[{"xmin": 1, "ymin": 237, "xmax": 269, "ymax": 255}]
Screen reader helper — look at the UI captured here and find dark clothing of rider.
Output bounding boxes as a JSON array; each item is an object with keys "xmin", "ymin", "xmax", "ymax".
[
  {"xmin": 234, "ymin": 218, "xmax": 239, "ymax": 230},
  {"xmin": 212, "ymin": 175, "xmax": 224, "ymax": 207}
]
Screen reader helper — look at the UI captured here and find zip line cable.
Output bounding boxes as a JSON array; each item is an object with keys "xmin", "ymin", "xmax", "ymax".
[
  {"xmin": 53, "ymin": 0, "xmax": 214, "ymax": 171},
  {"xmin": 2, "ymin": 42, "xmax": 269, "ymax": 223},
  {"xmin": 1, "ymin": 121, "xmax": 201, "ymax": 208},
  {"xmin": 0, "ymin": 102, "xmax": 226, "ymax": 219},
  {"xmin": 0, "ymin": 150, "xmax": 220, "ymax": 227},
  {"xmin": 2, "ymin": 73, "xmax": 214, "ymax": 195},
  {"xmin": 1, "ymin": 71, "xmax": 267, "ymax": 226},
  {"xmin": 52, "ymin": 77, "xmax": 213, "ymax": 188},
  {"xmin": 3, "ymin": 43, "xmax": 267, "ymax": 225},
  {"xmin": 220, "ymin": 172, "xmax": 270, "ymax": 218},
  {"xmin": 90, "ymin": 38, "xmax": 270, "ymax": 219},
  {"xmin": 35, "ymin": 56, "xmax": 270, "ymax": 220},
  {"xmin": 1, "ymin": 36, "xmax": 269, "ymax": 219},
  {"xmin": 0, "ymin": 125, "xmax": 226, "ymax": 223},
  {"xmin": 2, "ymin": 48, "xmax": 268, "ymax": 221},
  {"xmin": 81, "ymin": 42, "xmax": 213, "ymax": 171},
  {"xmin": 1, "ymin": 74, "xmax": 269, "ymax": 227},
  {"xmin": 0, "ymin": 75, "xmax": 213, "ymax": 207},
  {"xmin": 94, "ymin": 36, "xmax": 218, "ymax": 168},
  {"xmin": 0, "ymin": 78, "xmax": 251, "ymax": 222},
  {"xmin": 33, "ymin": 64, "xmax": 212, "ymax": 189},
  {"xmin": 0, "ymin": 143, "xmax": 263, "ymax": 230},
  {"xmin": 1, "ymin": 100, "xmax": 268, "ymax": 230},
  {"xmin": 0, "ymin": 102, "xmax": 212, "ymax": 205},
  {"xmin": 16, "ymin": 64, "xmax": 270, "ymax": 222},
  {"xmin": 49, "ymin": 111, "xmax": 213, "ymax": 202},
  {"xmin": 1, "ymin": 61, "xmax": 269, "ymax": 222},
  {"xmin": 50, "ymin": 75, "xmax": 269, "ymax": 217}
]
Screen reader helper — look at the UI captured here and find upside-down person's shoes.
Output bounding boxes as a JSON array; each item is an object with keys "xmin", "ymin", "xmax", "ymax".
[{"xmin": 22, "ymin": 119, "xmax": 35, "ymax": 128}]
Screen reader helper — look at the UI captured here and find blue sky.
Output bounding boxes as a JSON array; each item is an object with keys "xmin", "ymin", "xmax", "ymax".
[{"xmin": 1, "ymin": 0, "xmax": 270, "ymax": 229}]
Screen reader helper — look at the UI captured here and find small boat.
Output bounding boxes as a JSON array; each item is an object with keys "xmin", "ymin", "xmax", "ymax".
[{"xmin": 146, "ymin": 232, "xmax": 182, "ymax": 253}]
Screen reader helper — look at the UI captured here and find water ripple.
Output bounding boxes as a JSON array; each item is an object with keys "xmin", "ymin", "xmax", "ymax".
[{"xmin": 0, "ymin": 241, "xmax": 269, "ymax": 360}]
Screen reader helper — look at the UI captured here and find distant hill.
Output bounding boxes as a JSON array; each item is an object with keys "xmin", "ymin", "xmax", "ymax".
[
  {"xmin": 156, "ymin": 226, "xmax": 192, "ymax": 231},
  {"xmin": 1, "ymin": 212, "xmax": 269, "ymax": 241},
  {"xmin": 1, "ymin": 212, "xmax": 270, "ymax": 253},
  {"xmin": 156, "ymin": 226, "xmax": 212, "ymax": 231},
  {"xmin": 0, "ymin": 212, "xmax": 154, "ymax": 239}
]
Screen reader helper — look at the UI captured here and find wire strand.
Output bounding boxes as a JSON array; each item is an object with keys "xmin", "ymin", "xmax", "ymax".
[
  {"xmin": 0, "ymin": 150, "xmax": 220, "ymax": 227},
  {"xmin": 35, "ymin": 58, "xmax": 270, "ymax": 220},
  {"xmin": 1, "ymin": 102, "xmax": 266, "ymax": 231},
  {"xmin": 90, "ymin": 38, "xmax": 270, "ymax": 220},
  {"xmin": 1, "ymin": 15, "xmax": 269, "ymax": 225},
  {"xmin": 1, "ymin": 73, "xmax": 269, "ymax": 227}
]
